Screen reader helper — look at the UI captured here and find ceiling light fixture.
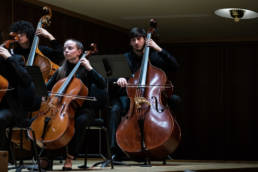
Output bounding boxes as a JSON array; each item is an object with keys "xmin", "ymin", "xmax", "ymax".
[{"xmin": 215, "ymin": 8, "xmax": 258, "ymax": 22}]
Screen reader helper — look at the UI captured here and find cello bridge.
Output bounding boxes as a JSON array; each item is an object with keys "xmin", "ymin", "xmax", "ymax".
[{"xmin": 134, "ymin": 97, "xmax": 151, "ymax": 109}]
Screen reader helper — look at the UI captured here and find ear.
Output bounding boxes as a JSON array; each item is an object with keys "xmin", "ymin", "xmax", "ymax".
[{"xmin": 78, "ymin": 49, "xmax": 83, "ymax": 55}]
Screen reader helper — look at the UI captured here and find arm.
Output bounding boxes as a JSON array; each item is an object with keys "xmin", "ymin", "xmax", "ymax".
[
  {"xmin": 0, "ymin": 47, "xmax": 32, "ymax": 87},
  {"xmin": 87, "ymin": 69, "xmax": 106, "ymax": 89},
  {"xmin": 37, "ymin": 28, "xmax": 64, "ymax": 63},
  {"xmin": 46, "ymin": 70, "xmax": 58, "ymax": 91},
  {"xmin": 80, "ymin": 57, "xmax": 106, "ymax": 89},
  {"xmin": 147, "ymin": 39, "xmax": 179, "ymax": 72},
  {"xmin": 157, "ymin": 49, "xmax": 179, "ymax": 72}
]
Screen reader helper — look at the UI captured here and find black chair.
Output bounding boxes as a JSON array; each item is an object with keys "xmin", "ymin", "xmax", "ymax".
[
  {"xmin": 78, "ymin": 108, "xmax": 113, "ymax": 169},
  {"xmin": 6, "ymin": 126, "xmax": 42, "ymax": 172}
]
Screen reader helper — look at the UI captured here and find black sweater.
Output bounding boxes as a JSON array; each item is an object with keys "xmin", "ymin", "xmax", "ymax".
[
  {"xmin": 46, "ymin": 62, "xmax": 106, "ymax": 108},
  {"xmin": 0, "ymin": 54, "xmax": 41, "ymax": 123},
  {"xmin": 124, "ymin": 49, "xmax": 179, "ymax": 75}
]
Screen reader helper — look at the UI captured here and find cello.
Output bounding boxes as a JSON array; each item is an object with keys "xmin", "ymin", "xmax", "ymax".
[
  {"xmin": 116, "ymin": 19, "xmax": 181, "ymax": 161},
  {"xmin": 26, "ymin": 6, "xmax": 59, "ymax": 82},
  {"xmin": 0, "ymin": 75, "xmax": 8, "ymax": 103},
  {"xmin": 28, "ymin": 44, "xmax": 97, "ymax": 149}
]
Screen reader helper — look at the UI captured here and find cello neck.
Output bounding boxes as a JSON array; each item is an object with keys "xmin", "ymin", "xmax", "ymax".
[
  {"xmin": 26, "ymin": 20, "xmax": 42, "ymax": 66},
  {"xmin": 26, "ymin": 6, "xmax": 52, "ymax": 66},
  {"xmin": 57, "ymin": 53, "xmax": 87, "ymax": 95},
  {"xmin": 139, "ymin": 32, "xmax": 152, "ymax": 86}
]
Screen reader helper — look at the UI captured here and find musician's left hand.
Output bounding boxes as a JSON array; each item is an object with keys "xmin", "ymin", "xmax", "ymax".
[
  {"xmin": 80, "ymin": 57, "xmax": 93, "ymax": 71},
  {"xmin": 0, "ymin": 47, "xmax": 11, "ymax": 59},
  {"xmin": 146, "ymin": 39, "xmax": 162, "ymax": 52}
]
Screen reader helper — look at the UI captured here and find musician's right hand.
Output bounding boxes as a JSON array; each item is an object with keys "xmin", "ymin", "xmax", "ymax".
[
  {"xmin": 0, "ymin": 47, "xmax": 11, "ymax": 59},
  {"xmin": 116, "ymin": 77, "xmax": 127, "ymax": 87}
]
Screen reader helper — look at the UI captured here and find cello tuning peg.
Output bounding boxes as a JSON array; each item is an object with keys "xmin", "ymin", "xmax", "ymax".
[{"xmin": 149, "ymin": 18, "xmax": 157, "ymax": 28}]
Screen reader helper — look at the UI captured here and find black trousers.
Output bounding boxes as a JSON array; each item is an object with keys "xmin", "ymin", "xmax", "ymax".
[
  {"xmin": 0, "ymin": 108, "xmax": 13, "ymax": 150},
  {"xmin": 67, "ymin": 108, "xmax": 96, "ymax": 157}
]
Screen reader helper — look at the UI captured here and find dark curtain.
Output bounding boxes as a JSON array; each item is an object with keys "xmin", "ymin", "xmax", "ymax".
[{"xmin": 166, "ymin": 42, "xmax": 258, "ymax": 160}]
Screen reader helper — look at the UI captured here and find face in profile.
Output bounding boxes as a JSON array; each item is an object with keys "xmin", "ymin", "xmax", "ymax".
[
  {"xmin": 63, "ymin": 40, "xmax": 82, "ymax": 64},
  {"xmin": 17, "ymin": 32, "xmax": 29, "ymax": 46},
  {"xmin": 130, "ymin": 36, "xmax": 145, "ymax": 53}
]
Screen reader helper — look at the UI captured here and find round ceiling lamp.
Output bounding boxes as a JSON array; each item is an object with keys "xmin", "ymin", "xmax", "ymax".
[{"xmin": 215, "ymin": 8, "xmax": 258, "ymax": 22}]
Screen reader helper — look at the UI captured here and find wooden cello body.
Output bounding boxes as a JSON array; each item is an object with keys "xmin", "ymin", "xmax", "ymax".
[
  {"xmin": 116, "ymin": 19, "xmax": 181, "ymax": 160},
  {"xmin": 116, "ymin": 62, "xmax": 181, "ymax": 160},
  {"xmin": 28, "ymin": 77, "xmax": 87, "ymax": 149},
  {"xmin": 0, "ymin": 75, "xmax": 8, "ymax": 103},
  {"xmin": 32, "ymin": 48, "xmax": 59, "ymax": 82}
]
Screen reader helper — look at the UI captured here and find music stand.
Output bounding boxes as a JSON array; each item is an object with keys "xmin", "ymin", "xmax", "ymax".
[
  {"xmin": 90, "ymin": 54, "xmax": 131, "ymax": 78},
  {"xmin": 25, "ymin": 66, "xmax": 48, "ymax": 97},
  {"xmin": 89, "ymin": 54, "xmax": 132, "ymax": 167}
]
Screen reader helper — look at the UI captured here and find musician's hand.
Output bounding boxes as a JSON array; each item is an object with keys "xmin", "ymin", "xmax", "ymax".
[
  {"xmin": 80, "ymin": 57, "xmax": 93, "ymax": 71},
  {"xmin": 0, "ymin": 47, "xmax": 11, "ymax": 59},
  {"xmin": 36, "ymin": 28, "xmax": 55, "ymax": 40},
  {"xmin": 116, "ymin": 77, "xmax": 127, "ymax": 87},
  {"xmin": 146, "ymin": 39, "xmax": 162, "ymax": 52},
  {"xmin": 42, "ymin": 96, "xmax": 47, "ymax": 102}
]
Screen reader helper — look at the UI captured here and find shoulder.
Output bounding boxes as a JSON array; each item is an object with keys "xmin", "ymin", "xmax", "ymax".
[{"xmin": 124, "ymin": 51, "xmax": 135, "ymax": 62}]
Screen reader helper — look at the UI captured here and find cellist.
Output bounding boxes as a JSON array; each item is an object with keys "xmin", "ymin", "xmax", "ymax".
[
  {"xmin": 0, "ymin": 42, "xmax": 41, "ymax": 150},
  {"xmin": 9, "ymin": 20, "xmax": 64, "ymax": 64},
  {"xmin": 40, "ymin": 39, "xmax": 106, "ymax": 170},
  {"xmin": 108, "ymin": 27, "xmax": 181, "ymax": 160}
]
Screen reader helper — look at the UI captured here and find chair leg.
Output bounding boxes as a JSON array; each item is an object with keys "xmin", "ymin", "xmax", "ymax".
[
  {"xmin": 91, "ymin": 127, "xmax": 114, "ymax": 169},
  {"xmin": 28, "ymin": 127, "xmax": 41, "ymax": 172},
  {"xmin": 78, "ymin": 126, "xmax": 89, "ymax": 169},
  {"xmin": 104, "ymin": 127, "xmax": 113, "ymax": 169},
  {"xmin": 7, "ymin": 128, "xmax": 17, "ymax": 167},
  {"xmin": 7, "ymin": 128, "xmax": 41, "ymax": 172}
]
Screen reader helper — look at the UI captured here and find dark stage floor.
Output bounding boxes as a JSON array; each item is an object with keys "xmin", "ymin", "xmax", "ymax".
[{"xmin": 7, "ymin": 158, "xmax": 258, "ymax": 172}]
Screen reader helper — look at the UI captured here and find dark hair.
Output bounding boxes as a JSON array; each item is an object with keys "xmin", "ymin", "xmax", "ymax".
[
  {"xmin": 129, "ymin": 27, "xmax": 146, "ymax": 39},
  {"xmin": 9, "ymin": 20, "xmax": 35, "ymax": 43},
  {"xmin": 57, "ymin": 39, "xmax": 84, "ymax": 79}
]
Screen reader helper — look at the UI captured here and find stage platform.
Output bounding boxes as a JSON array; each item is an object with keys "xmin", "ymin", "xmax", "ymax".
[{"xmin": 8, "ymin": 159, "xmax": 258, "ymax": 172}]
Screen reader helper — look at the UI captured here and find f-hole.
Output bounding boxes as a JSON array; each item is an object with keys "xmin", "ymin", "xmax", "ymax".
[{"xmin": 151, "ymin": 96, "xmax": 164, "ymax": 113}]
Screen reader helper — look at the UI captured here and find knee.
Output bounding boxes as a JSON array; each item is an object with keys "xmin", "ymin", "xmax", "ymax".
[
  {"xmin": 168, "ymin": 94, "xmax": 182, "ymax": 110},
  {"xmin": 0, "ymin": 110, "xmax": 13, "ymax": 129},
  {"xmin": 170, "ymin": 95, "xmax": 182, "ymax": 104},
  {"xmin": 75, "ymin": 114, "xmax": 93, "ymax": 129},
  {"xmin": 111, "ymin": 104, "xmax": 121, "ymax": 114}
]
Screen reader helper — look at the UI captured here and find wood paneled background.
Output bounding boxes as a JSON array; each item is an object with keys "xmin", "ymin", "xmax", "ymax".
[{"xmin": 1, "ymin": 0, "xmax": 257, "ymax": 161}]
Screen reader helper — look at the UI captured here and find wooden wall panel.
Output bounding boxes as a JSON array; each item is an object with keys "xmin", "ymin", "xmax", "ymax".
[
  {"xmin": 0, "ymin": 0, "xmax": 13, "ymax": 41},
  {"xmin": 12, "ymin": 0, "xmax": 129, "ymax": 55}
]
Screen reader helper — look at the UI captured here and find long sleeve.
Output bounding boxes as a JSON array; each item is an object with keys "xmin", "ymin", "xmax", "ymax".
[
  {"xmin": 4, "ymin": 54, "xmax": 33, "ymax": 87},
  {"xmin": 46, "ymin": 70, "xmax": 59, "ymax": 91},
  {"xmin": 39, "ymin": 40, "xmax": 64, "ymax": 64},
  {"xmin": 154, "ymin": 49, "xmax": 179, "ymax": 72},
  {"xmin": 85, "ymin": 69, "xmax": 106, "ymax": 89},
  {"xmin": 0, "ymin": 55, "xmax": 41, "ymax": 113}
]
